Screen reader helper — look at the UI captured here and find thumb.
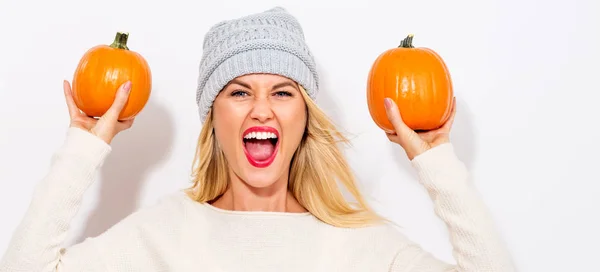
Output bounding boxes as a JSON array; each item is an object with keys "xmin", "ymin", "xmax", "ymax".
[
  {"xmin": 104, "ymin": 81, "xmax": 132, "ymax": 122},
  {"xmin": 384, "ymin": 98, "xmax": 413, "ymax": 137}
]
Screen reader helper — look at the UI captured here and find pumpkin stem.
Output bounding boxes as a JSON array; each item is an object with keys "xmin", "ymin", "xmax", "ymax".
[
  {"xmin": 399, "ymin": 34, "xmax": 415, "ymax": 48},
  {"xmin": 109, "ymin": 32, "xmax": 130, "ymax": 50}
]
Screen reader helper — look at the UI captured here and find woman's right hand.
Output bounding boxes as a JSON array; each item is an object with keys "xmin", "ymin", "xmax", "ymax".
[{"xmin": 63, "ymin": 80, "xmax": 135, "ymax": 145}]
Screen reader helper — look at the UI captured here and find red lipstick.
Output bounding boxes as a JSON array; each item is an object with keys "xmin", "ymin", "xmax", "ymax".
[{"xmin": 242, "ymin": 126, "xmax": 280, "ymax": 168}]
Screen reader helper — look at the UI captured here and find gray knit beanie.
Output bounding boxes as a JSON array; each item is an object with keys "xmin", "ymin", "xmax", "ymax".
[{"xmin": 196, "ymin": 7, "xmax": 320, "ymax": 122}]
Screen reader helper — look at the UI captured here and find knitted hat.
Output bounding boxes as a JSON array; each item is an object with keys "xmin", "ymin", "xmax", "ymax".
[{"xmin": 196, "ymin": 7, "xmax": 320, "ymax": 122}]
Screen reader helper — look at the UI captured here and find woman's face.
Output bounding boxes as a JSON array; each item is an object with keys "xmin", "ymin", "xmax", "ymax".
[{"xmin": 212, "ymin": 73, "xmax": 307, "ymax": 189}]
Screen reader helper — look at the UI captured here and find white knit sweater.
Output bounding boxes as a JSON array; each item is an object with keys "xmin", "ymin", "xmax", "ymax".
[{"xmin": 0, "ymin": 127, "xmax": 515, "ymax": 271}]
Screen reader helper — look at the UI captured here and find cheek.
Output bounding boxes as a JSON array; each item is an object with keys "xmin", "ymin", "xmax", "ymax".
[
  {"xmin": 277, "ymin": 104, "xmax": 307, "ymax": 147},
  {"xmin": 212, "ymin": 104, "xmax": 245, "ymax": 154}
]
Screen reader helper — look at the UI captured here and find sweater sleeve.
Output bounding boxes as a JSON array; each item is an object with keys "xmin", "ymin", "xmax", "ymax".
[
  {"xmin": 0, "ymin": 127, "xmax": 188, "ymax": 272},
  {"xmin": 0, "ymin": 127, "xmax": 112, "ymax": 271},
  {"xmin": 389, "ymin": 143, "xmax": 515, "ymax": 272}
]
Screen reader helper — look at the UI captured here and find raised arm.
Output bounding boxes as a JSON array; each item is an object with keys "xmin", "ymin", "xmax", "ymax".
[
  {"xmin": 0, "ymin": 81, "xmax": 136, "ymax": 271},
  {"xmin": 381, "ymin": 98, "xmax": 515, "ymax": 271},
  {"xmin": 0, "ymin": 128, "xmax": 111, "ymax": 271},
  {"xmin": 389, "ymin": 143, "xmax": 515, "ymax": 271},
  {"xmin": 0, "ymin": 126, "xmax": 187, "ymax": 271}
]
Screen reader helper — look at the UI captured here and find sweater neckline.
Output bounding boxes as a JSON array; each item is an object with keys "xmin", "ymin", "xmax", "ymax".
[{"xmin": 200, "ymin": 202, "xmax": 312, "ymax": 217}]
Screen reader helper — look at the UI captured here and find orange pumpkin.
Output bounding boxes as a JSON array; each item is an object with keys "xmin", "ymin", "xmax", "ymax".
[
  {"xmin": 72, "ymin": 32, "xmax": 152, "ymax": 120},
  {"xmin": 367, "ymin": 34, "xmax": 453, "ymax": 132}
]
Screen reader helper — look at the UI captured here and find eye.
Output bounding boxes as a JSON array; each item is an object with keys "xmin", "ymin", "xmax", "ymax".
[
  {"xmin": 230, "ymin": 90, "xmax": 249, "ymax": 97},
  {"xmin": 274, "ymin": 91, "xmax": 293, "ymax": 97}
]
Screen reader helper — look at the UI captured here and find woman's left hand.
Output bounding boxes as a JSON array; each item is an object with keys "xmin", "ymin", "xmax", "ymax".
[{"xmin": 384, "ymin": 97, "xmax": 457, "ymax": 160}]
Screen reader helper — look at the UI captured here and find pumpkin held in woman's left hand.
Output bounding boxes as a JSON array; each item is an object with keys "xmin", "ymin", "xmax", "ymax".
[
  {"xmin": 367, "ymin": 34, "xmax": 453, "ymax": 133},
  {"xmin": 72, "ymin": 32, "xmax": 152, "ymax": 120}
]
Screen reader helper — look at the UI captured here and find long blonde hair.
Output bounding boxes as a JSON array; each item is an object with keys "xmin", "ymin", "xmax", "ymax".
[{"xmin": 186, "ymin": 86, "xmax": 384, "ymax": 228}]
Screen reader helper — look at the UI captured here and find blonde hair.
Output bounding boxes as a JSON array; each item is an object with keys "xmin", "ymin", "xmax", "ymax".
[{"xmin": 186, "ymin": 86, "xmax": 384, "ymax": 228}]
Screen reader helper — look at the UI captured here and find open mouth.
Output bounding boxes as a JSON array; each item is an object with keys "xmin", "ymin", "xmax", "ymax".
[{"xmin": 242, "ymin": 126, "xmax": 280, "ymax": 168}]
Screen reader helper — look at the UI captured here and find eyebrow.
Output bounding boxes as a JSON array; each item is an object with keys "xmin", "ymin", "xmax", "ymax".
[
  {"xmin": 228, "ymin": 79, "xmax": 299, "ymax": 91},
  {"xmin": 272, "ymin": 81, "xmax": 299, "ymax": 91},
  {"xmin": 228, "ymin": 79, "xmax": 251, "ymax": 89}
]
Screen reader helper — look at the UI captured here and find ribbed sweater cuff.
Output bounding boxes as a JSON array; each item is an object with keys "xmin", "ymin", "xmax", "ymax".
[
  {"xmin": 410, "ymin": 143, "xmax": 469, "ymax": 190},
  {"xmin": 61, "ymin": 127, "xmax": 112, "ymax": 163}
]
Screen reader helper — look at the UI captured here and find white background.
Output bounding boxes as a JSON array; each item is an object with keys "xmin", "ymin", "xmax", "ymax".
[{"xmin": 1, "ymin": 0, "xmax": 599, "ymax": 271}]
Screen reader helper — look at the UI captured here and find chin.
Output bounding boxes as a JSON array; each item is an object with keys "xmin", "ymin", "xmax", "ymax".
[{"xmin": 239, "ymin": 162, "xmax": 284, "ymax": 188}]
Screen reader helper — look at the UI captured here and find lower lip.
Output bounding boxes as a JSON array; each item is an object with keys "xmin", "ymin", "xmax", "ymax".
[{"xmin": 243, "ymin": 140, "xmax": 280, "ymax": 168}]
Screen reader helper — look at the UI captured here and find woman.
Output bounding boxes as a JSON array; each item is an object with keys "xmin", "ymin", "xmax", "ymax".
[{"xmin": 0, "ymin": 7, "xmax": 514, "ymax": 272}]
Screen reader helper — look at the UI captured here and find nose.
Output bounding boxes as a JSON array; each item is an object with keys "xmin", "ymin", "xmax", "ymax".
[{"xmin": 249, "ymin": 96, "xmax": 274, "ymax": 123}]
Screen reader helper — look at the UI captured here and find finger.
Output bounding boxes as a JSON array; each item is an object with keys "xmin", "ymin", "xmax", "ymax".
[
  {"xmin": 63, "ymin": 80, "xmax": 81, "ymax": 118},
  {"xmin": 383, "ymin": 98, "xmax": 413, "ymax": 136},
  {"xmin": 386, "ymin": 132, "xmax": 399, "ymax": 142},
  {"xmin": 103, "ymin": 81, "xmax": 132, "ymax": 122},
  {"xmin": 116, "ymin": 118, "xmax": 135, "ymax": 131}
]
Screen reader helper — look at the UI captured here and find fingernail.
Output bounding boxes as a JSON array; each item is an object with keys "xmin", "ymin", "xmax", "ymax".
[
  {"xmin": 123, "ymin": 81, "xmax": 132, "ymax": 93},
  {"xmin": 384, "ymin": 98, "xmax": 392, "ymax": 109}
]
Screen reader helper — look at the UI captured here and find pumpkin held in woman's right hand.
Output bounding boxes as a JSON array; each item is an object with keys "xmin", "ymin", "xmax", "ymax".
[
  {"xmin": 71, "ymin": 32, "xmax": 152, "ymax": 120},
  {"xmin": 366, "ymin": 34, "xmax": 454, "ymax": 133},
  {"xmin": 63, "ymin": 80, "xmax": 135, "ymax": 145}
]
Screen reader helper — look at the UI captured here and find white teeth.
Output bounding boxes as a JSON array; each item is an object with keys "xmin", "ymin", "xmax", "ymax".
[{"xmin": 243, "ymin": 131, "xmax": 278, "ymax": 140}]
